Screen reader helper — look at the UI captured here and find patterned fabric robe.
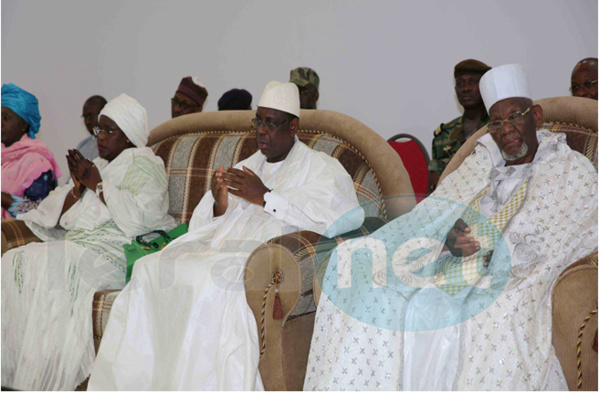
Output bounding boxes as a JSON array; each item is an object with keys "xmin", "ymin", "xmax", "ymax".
[{"xmin": 305, "ymin": 130, "xmax": 597, "ymax": 391}]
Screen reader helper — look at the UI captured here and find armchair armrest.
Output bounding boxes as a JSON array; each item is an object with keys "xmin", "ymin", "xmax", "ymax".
[
  {"xmin": 552, "ymin": 251, "xmax": 598, "ymax": 391},
  {"xmin": 244, "ymin": 230, "xmax": 320, "ymax": 390},
  {"xmin": 245, "ymin": 231, "xmax": 321, "ymax": 326},
  {"xmin": 245, "ymin": 217, "xmax": 387, "ymax": 323},
  {"xmin": 1, "ymin": 218, "xmax": 41, "ymax": 256},
  {"xmin": 241, "ymin": 215, "xmax": 387, "ymax": 311},
  {"xmin": 244, "ymin": 216, "xmax": 388, "ymax": 390}
]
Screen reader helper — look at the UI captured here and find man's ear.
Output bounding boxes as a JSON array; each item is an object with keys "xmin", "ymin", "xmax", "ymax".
[
  {"xmin": 289, "ymin": 117, "xmax": 299, "ymax": 135},
  {"xmin": 314, "ymin": 91, "xmax": 320, "ymax": 102},
  {"xmin": 532, "ymin": 104, "xmax": 543, "ymax": 128}
]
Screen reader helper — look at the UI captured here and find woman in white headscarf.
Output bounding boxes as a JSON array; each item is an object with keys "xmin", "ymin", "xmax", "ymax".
[{"xmin": 1, "ymin": 94, "xmax": 177, "ymax": 391}]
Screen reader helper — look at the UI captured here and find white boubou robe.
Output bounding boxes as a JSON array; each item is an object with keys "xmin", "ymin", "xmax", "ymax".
[
  {"xmin": 88, "ymin": 138, "xmax": 365, "ymax": 390},
  {"xmin": 2, "ymin": 147, "xmax": 176, "ymax": 391},
  {"xmin": 304, "ymin": 130, "xmax": 597, "ymax": 391}
]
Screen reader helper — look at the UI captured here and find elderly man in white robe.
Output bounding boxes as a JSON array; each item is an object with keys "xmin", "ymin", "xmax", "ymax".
[
  {"xmin": 88, "ymin": 81, "xmax": 364, "ymax": 390},
  {"xmin": 304, "ymin": 64, "xmax": 597, "ymax": 391},
  {"xmin": 2, "ymin": 94, "xmax": 176, "ymax": 391}
]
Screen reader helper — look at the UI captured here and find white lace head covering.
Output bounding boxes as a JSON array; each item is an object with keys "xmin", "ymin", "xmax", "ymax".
[{"xmin": 100, "ymin": 93, "xmax": 148, "ymax": 147}]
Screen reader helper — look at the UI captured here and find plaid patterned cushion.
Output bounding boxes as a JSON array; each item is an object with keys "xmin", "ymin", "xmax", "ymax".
[
  {"xmin": 153, "ymin": 131, "xmax": 385, "ymax": 225},
  {"xmin": 269, "ymin": 217, "xmax": 388, "ymax": 317},
  {"xmin": 151, "ymin": 130, "xmax": 386, "ymax": 318},
  {"xmin": 92, "ymin": 289, "xmax": 121, "ymax": 350},
  {"xmin": 545, "ymin": 122, "xmax": 598, "ymax": 169},
  {"xmin": 1, "ymin": 218, "xmax": 41, "ymax": 255}
]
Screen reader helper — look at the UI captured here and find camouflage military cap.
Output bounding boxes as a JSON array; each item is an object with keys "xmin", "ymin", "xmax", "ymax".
[
  {"xmin": 454, "ymin": 59, "xmax": 491, "ymax": 77},
  {"xmin": 289, "ymin": 67, "xmax": 320, "ymax": 90}
]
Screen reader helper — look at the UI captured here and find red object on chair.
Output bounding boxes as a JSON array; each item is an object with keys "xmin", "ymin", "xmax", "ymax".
[{"xmin": 388, "ymin": 134, "xmax": 430, "ymax": 203}]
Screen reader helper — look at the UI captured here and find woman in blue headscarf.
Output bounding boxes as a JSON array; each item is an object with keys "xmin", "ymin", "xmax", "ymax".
[{"xmin": 1, "ymin": 83, "xmax": 62, "ymax": 219}]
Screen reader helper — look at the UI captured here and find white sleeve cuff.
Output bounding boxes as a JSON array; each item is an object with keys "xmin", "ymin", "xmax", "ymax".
[{"xmin": 263, "ymin": 190, "xmax": 289, "ymax": 220}]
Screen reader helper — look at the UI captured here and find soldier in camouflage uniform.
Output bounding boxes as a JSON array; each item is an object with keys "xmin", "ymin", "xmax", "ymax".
[
  {"xmin": 428, "ymin": 59, "xmax": 491, "ymax": 193},
  {"xmin": 290, "ymin": 67, "xmax": 320, "ymax": 109}
]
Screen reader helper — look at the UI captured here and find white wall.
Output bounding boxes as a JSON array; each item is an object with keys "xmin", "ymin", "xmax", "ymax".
[{"xmin": 2, "ymin": 0, "xmax": 597, "ymax": 185}]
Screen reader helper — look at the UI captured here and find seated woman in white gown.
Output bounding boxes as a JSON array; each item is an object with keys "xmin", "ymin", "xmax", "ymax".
[{"xmin": 1, "ymin": 93, "xmax": 176, "ymax": 391}]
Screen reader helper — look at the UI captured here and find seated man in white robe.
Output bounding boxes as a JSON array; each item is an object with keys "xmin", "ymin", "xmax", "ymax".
[
  {"xmin": 304, "ymin": 64, "xmax": 597, "ymax": 391},
  {"xmin": 88, "ymin": 81, "xmax": 365, "ymax": 390}
]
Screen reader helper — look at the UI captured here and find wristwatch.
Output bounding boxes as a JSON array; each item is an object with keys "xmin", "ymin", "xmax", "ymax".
[{"xmin": 96, "ymin": 182, "xmax": 104, "ymax": 199}]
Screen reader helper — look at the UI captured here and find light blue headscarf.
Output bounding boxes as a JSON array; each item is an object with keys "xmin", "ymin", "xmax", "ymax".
[{"xmin": 1, "ymin": 83, "xmax": 42, "ymax": 139}]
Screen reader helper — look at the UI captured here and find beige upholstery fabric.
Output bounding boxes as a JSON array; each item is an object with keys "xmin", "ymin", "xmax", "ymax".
[
  {"xmin": 92, "ymin": 290, "xmax": 121, "ymax": 354},
  {"xmin": 1, "ymin": 218, "xmax": 40, "ymax": 255},
  {"xmin": 552, "ymin": 253, "xmax": 598, "ymax": 391}
]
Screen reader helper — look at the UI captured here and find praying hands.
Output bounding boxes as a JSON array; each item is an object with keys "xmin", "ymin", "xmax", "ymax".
[
  {"xmin": 223, "ymin": 166, "xmax": 270, "ymax": 206},
  {"xmin": 66, "ymin": 149, "xmax": 102, "ymax": 195}
]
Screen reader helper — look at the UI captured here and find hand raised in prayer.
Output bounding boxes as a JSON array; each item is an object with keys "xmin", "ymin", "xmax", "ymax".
[
  {"xmin": 69, "ymin": 149, "xmax": 102, "ymax": 192},
  {"xmin": 445, "ymin": 218, "xmax": 480, "ymax": 257},
  {"xmin": 66, "ymin": 149, "xmax": 86, "ymax": 197},
  {"xmin": 211, "ymin": 165, "xmax": 228, "ymax": 217},
  {"xmin": 223, "ymin": 166, "xmax": 269, "ymax": 206}
]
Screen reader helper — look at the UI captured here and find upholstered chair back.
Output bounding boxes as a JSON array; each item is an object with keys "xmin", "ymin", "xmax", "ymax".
[{"xmin": 149, "ymin": 110, "xmax": 416, "ymax": 225}]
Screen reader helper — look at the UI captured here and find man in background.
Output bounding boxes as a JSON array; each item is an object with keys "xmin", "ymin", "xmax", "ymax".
[
  {"xmin": 218, "ymin": 88, "xmax": 252, "ymax": 110},
  {"xmin": 76, "ymin": 95, "xmax": 107, "ymax": 160},
  {"xmin": 428, "ymin": 59, "xmax": 491, "ymax": 192},
  {"xmin": 290, "ymin": 67, "xmax": 319, "ymax": 109},
  {"xmin": 570, "ymin": 57, "xmax": 597, "ymax": 100},
  {"xmin": 171, "ymin": 76, "xmax": 208, "ymax": 118}
]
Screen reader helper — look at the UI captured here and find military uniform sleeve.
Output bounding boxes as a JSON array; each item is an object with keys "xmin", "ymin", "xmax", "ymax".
[{"xmin": 428, "ymin": 124, "xmax": 446, "ymax": 172}]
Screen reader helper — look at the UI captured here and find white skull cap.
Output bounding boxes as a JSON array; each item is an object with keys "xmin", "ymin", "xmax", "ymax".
[
  {"xmin": 257, "ymin": 81, "xmax": 300, "ymax": 118},
  {"xmin": 480, "ymin": 64, "xmax": 531, "ymax": 111}
]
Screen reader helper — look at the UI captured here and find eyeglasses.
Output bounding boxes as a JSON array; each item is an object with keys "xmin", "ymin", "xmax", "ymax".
[
  {"xmin": 171, "ymin": 98, "xmax": 200, "ymax": 111},
  {"xmin": 487, "ymin": 106, "xmax": 533, "ymax": 134},
  {"xmin": 569, "ymin": 80, "xmax": 598, "ymax": 94},
  {"xmin": 250, "ymin": 117, "xmax": 289, "ymax": 131},
  {"xmin": 92, "ymin": 127, "xmax": 117, "ymax": 137}
]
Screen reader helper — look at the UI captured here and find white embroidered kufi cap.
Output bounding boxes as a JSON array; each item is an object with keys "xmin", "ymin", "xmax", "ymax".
[
  {"xmin": 480, "ymin": 64, "xmax": 531, "ymax": 111},
  {"xmin": 257, "ymin": 81, "xmax": 300, "ymax": 118},
  {"xmin": 100, "ymin": 93, "xmax": 149, "ymax": 147}
]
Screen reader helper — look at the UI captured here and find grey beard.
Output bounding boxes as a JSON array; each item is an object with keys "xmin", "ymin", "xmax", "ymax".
[{"xmin": 501, "ymin": 141, "xmax": 529, "ymax": 162}]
